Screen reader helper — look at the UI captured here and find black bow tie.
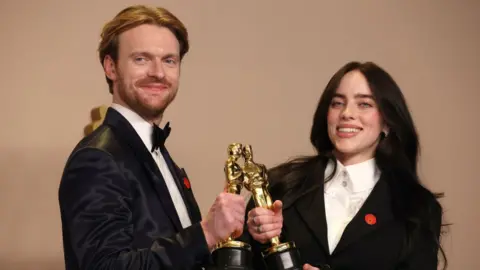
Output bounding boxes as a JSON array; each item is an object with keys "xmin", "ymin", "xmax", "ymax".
[{"xmin": 151, "ymin": 122, "xmax": 171, "ymax": 152}]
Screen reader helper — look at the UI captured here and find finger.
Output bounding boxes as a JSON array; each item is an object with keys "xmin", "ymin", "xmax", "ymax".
[
  {"xmin": 248, "ymin": 225, "xmax": 263, "ymax": 239},
  {"xmin": 248, "ymin": 227, "xmax": 281, "ymax": 244},
  {"xmin": 248, "ymin": 207, "xmax": 275, "ymax": 218},
  {"xmin": 262, "ymin": 228, "xmax": 282, "ymax": 240},
  {"xmin": 231, "ymin": 220, "xmax": 244, "ymax": 238},
  {"xmin": 248, "ymin": 207, "xmax": 270, "ymax": 220},
  {"xmin": 250, "ymin": 223, "xmax": 282, "ymax": 237},
  {"xmin": 250, "ymin": 222, "xmax": 282, "ymax": 234},
  {"xmin": 272, "ymin": 200, "xmax": 283, "ymax": 213},
  {"xmin": 253, "ymin": 215, "xmax": 283, "ymax": 226},
  {"xmin": 220, "ymin": 194, "xmax": 245, "ymax": 215},
  {"xmin": 232, "ymin": 219, "xmax": 245, "ymax": 237},
  {"xmin": 247, "ymin": 218, "xmax": 260, "ymax": 233},
  {"xmin": 248, "ymin": 221, "xmax": 282, "ymax": 237},
  {"xmin": 224, "ymin": 205, "xmax": 244, "ymax": 225},
  {"xmin": 233, "ymin": 193, "xmax": 247, "ymax": 203},
  {"xmin": 231, "ymin": 229, "xmax": 242, "ymax": 239},
  {"xmin": 246, "ymin": 215, "xmax": 258, "ymax": 228},
  {"xmin": 247, "ymin": 209, "xmax": 255, "ymax": 219},
  {"xmin": 247, "ymin": 217, "xmax": 259, "ymax": 233},
  {"xmin": 234, "ymin": 212, "xmax": 245, "ymax": 225},
  {"xmin": 247, "ymin": 216, "xmax": 255, "ymax": 227},
  {"xmin": 226, "ymin": 193, "xmax": 247, "ymax": 209},
  {"xmin": 247, "ymin": 210, "xmax": 281, "ymax": 230},
  {"xmin": 228, "ymin": 201, "xmax": 245, "ymax": 217},
  {"xmin": 303, "ymin": 264, "xmax": 319, "ymax": 270},
  {"xmin": 249, "ymin": 232, "xmax": 268, "ymax": 244},
  {"xmin": 256, "ymin": 223, "xmax": 282, "ymax": 232}
]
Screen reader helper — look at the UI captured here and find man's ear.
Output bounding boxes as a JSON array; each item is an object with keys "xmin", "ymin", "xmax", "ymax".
[{"xmin": 103, "ymin": 55, "xmax": 117, "ymax": 81}]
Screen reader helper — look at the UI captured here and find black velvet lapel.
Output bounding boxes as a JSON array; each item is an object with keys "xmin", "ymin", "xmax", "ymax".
[
  {"xmin": 285, "ymin": 159, "xmax": 330, "ymax": 254},
  {"xmin": 284, "ymin": 158, "xmax": 395, "ymax": 256},
  {"xmin": 102, "ymin": 108, "xmax": 183, "ymax": 231},
  {"xmin": 159, "ymin": 146, "xmax": 202, "ymax": 223},
  {"xmin": 332, "ymin": 175, "xmax": 394, "ymax": 255}
]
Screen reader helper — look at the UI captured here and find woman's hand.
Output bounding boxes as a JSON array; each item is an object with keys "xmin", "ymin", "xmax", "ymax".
[
  {"xmin": 303, "ymin": 263, "xmax": 320, "ymax": 270},
  {"xmin": 247, "ymin": 200, "xmax": 283, "ymax": 243}
]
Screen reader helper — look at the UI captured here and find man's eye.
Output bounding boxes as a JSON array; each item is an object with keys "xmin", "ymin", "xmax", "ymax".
[{"xmin": 165, "ymin": 58, "xmax": 177, "ymax": 65}]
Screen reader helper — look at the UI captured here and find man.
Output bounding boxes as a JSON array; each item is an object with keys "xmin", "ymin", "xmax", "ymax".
[{"xmin": 58, "ymin": 5, "xmax": 246, "ymax": 270}]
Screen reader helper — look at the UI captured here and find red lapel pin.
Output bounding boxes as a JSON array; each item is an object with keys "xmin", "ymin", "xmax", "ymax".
[
  {"xmin": 365, "ymin": 213, "xmax": 377, "ymax": 225},
  {"xmin": 183, "ymin": 177, "xmax": 191, "ymax": 189}
]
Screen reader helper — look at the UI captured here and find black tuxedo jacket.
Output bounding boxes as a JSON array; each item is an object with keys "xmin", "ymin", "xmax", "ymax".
[
  {"xmin": 240, "ymin": 158, "xmax": 442, "ymax": 270},
  {"xmin": 58, "ymin": 108, "xmax": 210, "ymax": 270}
]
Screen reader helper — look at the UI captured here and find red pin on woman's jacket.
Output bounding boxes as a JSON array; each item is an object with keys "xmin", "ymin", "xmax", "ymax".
[{"xmin": 365, "ymin": 213, "xmax": 377, "ymax": 225}]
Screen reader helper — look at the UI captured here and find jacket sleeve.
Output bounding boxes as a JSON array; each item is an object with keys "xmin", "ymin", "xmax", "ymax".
[
  {"xmin": 401, "ymin": 201, "xmax": 444, "ymax": 270},
  {"xmin": 58, "ymin": 148, "xmax": 210, "ymax": 270}
]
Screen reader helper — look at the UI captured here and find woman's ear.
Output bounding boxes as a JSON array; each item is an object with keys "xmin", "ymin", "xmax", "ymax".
[{"xmin": 382, "ymin": 127, "xmax": 390, "ymax": 138}]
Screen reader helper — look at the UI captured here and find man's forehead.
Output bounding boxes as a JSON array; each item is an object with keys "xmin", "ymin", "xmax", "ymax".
[{"xmin": 118, "ymin": 24, "xmax": 180, "ymax": 54}]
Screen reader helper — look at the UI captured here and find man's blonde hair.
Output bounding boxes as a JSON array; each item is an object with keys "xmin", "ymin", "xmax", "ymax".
[{"xmin": 98, "ymin": 5, "xmax": 189, "ymax": 93}]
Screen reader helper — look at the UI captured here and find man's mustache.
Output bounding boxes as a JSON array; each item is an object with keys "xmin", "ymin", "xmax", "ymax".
[{"xmin": 136, "ymin": 77, "xmax": 172, "ymax": 88}]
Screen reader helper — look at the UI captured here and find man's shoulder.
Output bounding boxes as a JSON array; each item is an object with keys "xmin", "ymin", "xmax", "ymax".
[{"xmin": 65, "ymin": 124, "xmax": 127, "ymax": 166}]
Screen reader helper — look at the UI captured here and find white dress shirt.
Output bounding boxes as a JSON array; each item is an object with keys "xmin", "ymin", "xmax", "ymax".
[
  {"xmin": 111, "ymin": 103, "xmax": 192, "ymax": 229},
  {"xmin": 323, "ymin": 158, "xmax": 380, "ymax": 254}
]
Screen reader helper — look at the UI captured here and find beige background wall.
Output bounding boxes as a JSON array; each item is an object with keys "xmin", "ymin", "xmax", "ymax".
[{"xmin": 0, "ymin": 0, "xmax": 478, "ymax": 269}]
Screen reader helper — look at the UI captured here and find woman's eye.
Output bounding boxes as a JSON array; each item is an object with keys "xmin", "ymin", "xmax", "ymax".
[
  {"xmin": 331, "ymin": 101, "xmax": 343, "ymax": 107},
  {"xmin": 359, "ymin": 102, "xmax": 373, "ymax": 108}
]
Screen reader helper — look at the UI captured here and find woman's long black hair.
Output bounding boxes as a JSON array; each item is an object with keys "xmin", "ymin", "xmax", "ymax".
[{"xmin": 269, "ymin": 61, "xmax": 448, "ymax": 269}]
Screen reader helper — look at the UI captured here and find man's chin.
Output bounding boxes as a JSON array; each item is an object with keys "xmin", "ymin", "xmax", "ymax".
[
  {"xmin": 129, "ymin": 102, "xmax": 165, "ymax": 120},
  {"xmin": 140, "ymin": 97, "xmax": 171, "ymax": 109},
  {"xmin": 144, "ymin": 105, "xmax": 166, "ymax": 116}
]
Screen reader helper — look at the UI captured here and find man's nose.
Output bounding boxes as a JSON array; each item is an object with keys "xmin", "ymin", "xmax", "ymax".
[{"xmin": 148, "ymin": 61, "xmax": 165, "ymax": 79}]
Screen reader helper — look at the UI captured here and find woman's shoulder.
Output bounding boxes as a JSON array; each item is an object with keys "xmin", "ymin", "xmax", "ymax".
[
  {"xmin": 266, "ymin": 156, "xmax": 328, "ymax": 205},
  {"xmin": 414, "ymin": 182, "xmax": 444, "ymax": 220},
  {"xmin": 423, "ymin": 188, "xmax": 444, "ymax": 225},
  {"xmin": 377, "ymin": 166, "xmax": 444, "ymax": 223}
]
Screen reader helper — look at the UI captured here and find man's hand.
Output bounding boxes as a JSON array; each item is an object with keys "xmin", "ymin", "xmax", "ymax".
[
  {"xmin": 247, "ymin": 200, "xmax": 283, "ymax": 244},
  {"xmin": 201, "ymin": 192, "xmax": 246, "ymax": 250}
]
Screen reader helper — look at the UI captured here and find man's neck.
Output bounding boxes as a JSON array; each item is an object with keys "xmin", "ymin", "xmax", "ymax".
[
  {"xmin": 151, "ymin": 116, "xmax": 163, "ymax": 126},
  {"xmin": 112, "ymin": 99, "xmax": 163, "ymax": 126}
]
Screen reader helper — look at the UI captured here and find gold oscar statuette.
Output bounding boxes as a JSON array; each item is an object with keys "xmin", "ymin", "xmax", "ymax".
[
  {"xmin": 210, "ymin": 143, "xmax": 253, "ymax": 270},
  {"xmin": 216, "ymin": 142, "xmax": 252, "ymax": 249},
  {"xmin": 84, "ymin": 105, "xmax": 108, "ymax": 136},
  {"xmin": 241, "ymin": 144, "xmax": 302, "ymax": 270}
]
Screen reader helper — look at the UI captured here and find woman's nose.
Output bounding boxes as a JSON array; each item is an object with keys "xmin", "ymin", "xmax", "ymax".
[{"xmin": 340, "ymin": 106, "xmax": 355, "ymax": 120}]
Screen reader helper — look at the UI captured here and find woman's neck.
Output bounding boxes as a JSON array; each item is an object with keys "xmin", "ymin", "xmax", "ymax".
[{"xmin": 333, "ymin": 150, "xmax": 374, "ymax": 166}]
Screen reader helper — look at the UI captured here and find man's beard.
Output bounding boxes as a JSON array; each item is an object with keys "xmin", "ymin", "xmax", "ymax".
[{"xmin": 117, "ymin": 76, "xmax": 169, "ymax": 121}]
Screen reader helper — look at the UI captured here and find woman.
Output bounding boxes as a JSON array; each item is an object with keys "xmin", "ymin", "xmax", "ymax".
[{"xmin": 240, "ymin": 61, "xmax": 447, "ymax": 270}]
